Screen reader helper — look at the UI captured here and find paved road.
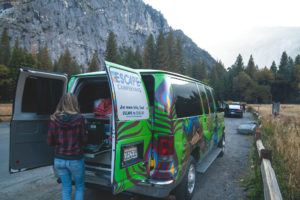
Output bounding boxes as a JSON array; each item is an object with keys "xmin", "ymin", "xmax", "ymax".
[{"xmin": 0, "ymin": 113, "xmax": 253, "ymax": 200}]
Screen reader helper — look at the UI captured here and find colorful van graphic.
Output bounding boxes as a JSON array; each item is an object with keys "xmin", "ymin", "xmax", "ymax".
[{"xmin": 10, "ymin": 61, "xmax": 225, "ymax": 200}]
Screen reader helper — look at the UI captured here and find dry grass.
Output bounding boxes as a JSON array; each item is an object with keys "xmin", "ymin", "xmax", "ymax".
[
  {"xmin": 0, "ymin": 103, "xmax": 12, "ymax": 122},
  {"xmin": 249, "ymin": 104, "xmax": 300, "ymax": 199}
]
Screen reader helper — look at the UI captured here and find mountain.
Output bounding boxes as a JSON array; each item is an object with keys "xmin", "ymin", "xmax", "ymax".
[{"xmin": 0, "ymin": 0, "xmax": 216, "ymax": 69}]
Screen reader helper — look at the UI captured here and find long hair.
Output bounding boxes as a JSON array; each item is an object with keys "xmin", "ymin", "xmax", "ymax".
[{"xmin": 51, "ymin": 93, "xmax": 80, "ymax": 120}]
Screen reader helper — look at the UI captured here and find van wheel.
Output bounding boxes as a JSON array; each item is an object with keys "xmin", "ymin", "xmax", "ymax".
[
  {"xmin": 218, "ymin": 134, "xmax": 225, "ymax": 157},
  {"xmin": 174, "ymin": 157, "xmax": 197, "ymax": 200}
]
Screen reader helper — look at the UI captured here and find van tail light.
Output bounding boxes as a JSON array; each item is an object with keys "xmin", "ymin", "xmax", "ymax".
[{"xmin": 158, "ymin": 136, "xmax": 174, "ymax": 156}]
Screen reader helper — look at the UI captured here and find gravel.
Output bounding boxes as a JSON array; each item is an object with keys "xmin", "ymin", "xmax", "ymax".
[{"xmin": 0, "ymin": 113, "xmax": 253, "ymax": 200}]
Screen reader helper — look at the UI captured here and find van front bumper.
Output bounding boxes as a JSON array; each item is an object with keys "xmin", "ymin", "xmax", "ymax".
[{"xmin": 126, "ymin": 179, "xmax": 176, "ymax": 198}]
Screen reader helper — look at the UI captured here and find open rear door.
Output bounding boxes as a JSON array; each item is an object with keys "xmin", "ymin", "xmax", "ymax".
[
  {"xmin": 104, "ymin": 61, "xmax": 152, "ymax": 194},
  {"xmin": 10, "ymin": 68, "xmax": 67, "ymax": 173}
]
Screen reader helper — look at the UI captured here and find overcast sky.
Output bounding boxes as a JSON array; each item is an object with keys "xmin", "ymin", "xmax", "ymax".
[{"xmin": 143, "ymin": 0, "xmax": 300, "ymax": 68}]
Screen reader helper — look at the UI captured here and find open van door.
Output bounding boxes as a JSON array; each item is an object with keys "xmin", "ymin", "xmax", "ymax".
[
  {"xmin": 104, "ymin": 61, "xmax": 152, "ymax": 194},
  {"xmin": 10, "ymin": 68, "xmax": 67, "ymax": 173}
]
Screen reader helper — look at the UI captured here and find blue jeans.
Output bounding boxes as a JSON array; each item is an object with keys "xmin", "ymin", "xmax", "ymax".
[{"xmin": 54, "ymin": 158, "xmax": 85, "ymax": 200}]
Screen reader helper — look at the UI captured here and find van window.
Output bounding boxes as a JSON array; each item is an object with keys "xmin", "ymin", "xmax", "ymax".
[
  {"xmin": 205, "ymin": 87, "xmax": 216, "ymax": 113},
  {"xmin": 198, "ymin": 84, "xmax": 209, "ymax": 114},
  {"xmin": 141, "ymin": 75, "xmax": 154, "ymax": 106},
  {"xmin": 172, "ymin": 79, "xmax": 202, "ymax": 118},
  {"xmin": 22, "ymin": 76, "xmax": 64, "ymax": 114},
  {"xmin": 75, "ymin": 77, "xmax": 111, "ymax": 113}
]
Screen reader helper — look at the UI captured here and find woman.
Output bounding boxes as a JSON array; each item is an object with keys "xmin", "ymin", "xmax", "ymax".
[{"xmin": 47, "ymin": 93, "xmax": 87, "ymax": 200}]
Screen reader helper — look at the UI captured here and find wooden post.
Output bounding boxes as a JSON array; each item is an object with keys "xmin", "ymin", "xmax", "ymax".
[{"xmin": 256, "ymin": 137, "xmax": 283, "ymax": 200}]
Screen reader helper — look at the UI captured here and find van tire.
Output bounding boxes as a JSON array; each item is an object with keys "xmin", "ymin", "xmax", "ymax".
[
  {"xmin": 173, "ymin": 157, "xmax": 197, "ymax": 200},
  {"xmin": 218, "ymin": 134, "xmax": 225, "ymax": 157}
]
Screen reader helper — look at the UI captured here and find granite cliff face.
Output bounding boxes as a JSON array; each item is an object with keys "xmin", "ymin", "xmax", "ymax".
[{"xmin": 0, "ymin": 0, "xmax": 216, "ymax": 69}]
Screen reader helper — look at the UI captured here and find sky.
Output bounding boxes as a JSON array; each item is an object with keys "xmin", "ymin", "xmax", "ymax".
[{"xmin": 143, "ymin": 0, "xmax": 300, "ymax": 68}]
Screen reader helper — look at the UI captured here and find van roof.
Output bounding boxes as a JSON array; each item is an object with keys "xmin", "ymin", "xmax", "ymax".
[{"xmin": 75, "ymin": 69, "xmax": 210, "ymax": 88}]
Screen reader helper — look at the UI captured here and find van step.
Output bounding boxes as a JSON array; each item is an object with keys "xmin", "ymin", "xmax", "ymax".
[{"xmin": 196, "ymin": 148, "xmax": 222, "ymax": 173}]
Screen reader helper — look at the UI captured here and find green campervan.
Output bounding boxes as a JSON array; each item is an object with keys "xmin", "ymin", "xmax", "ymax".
[{"xmin": 10, "ymin": 61, "xmax": 225, "ymax": 200}]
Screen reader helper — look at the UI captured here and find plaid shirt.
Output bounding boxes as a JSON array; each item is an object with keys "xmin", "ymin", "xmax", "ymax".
[{"xmin": 47, "ymin": 113, "xmax": 87, "ymax": 160}]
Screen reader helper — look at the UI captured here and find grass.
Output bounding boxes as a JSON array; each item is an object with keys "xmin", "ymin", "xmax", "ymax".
[
  {"xmin": 243, "ymin": 143, "xmax": 264, "ymax": 200},
  {"xmin": 0, "ymin": 103, "xmax": 12, "ymax": 122},
  {"xmin": 249, "ymin": 104, "xmax": 300, "ymax": 199}
]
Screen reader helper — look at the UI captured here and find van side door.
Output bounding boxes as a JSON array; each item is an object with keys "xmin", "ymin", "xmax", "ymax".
[
  {"xmin": 198, "ymin": 84, "xmax": 211, "ymax": 141},
  {"xmin": 10, "ymin": 68, "xmax": 67, "ymax": 173},
  {"xmin": 104, "ymin": 61, "xmax": 151, "ymax": 194},
  {"xmin": 205, "ymin": 88, "xmax": 219, "ymax": 145}
]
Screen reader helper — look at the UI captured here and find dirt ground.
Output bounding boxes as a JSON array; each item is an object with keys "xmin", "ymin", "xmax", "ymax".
[{"xmin": 0, "ymin": 103, "xmax": 12, "ymax": 122}]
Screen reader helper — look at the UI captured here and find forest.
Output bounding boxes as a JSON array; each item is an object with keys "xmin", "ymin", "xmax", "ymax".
[{"xmin": 0, "ymin": 28, "xmax": 299, "ymax": 103}]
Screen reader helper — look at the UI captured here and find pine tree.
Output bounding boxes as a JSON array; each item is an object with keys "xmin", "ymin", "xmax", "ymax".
[
  {"xmin": 232, "ymin": 54, "xmax": 244, "ymax": 76},
  {"xmin": 23, "ymin": 51, "xmax": 37, "ymax": 68},
  {"xmin": 278, "ymin": 51, "xmax": 289, "ymax": 80},
  {"xmin": 121, "ymin": 47, "xmax": 136, "ymax": 68},
  {"xmin": 0, "ymin": 64, "xmax": 13, "ymax": 101},
  {"xmin": 105, "ymin": 32, "xmax": 118, "ymax": 63},
  {"xmin": 88, "ymin": 52, "xmax": 99, "ymax": 72},
  {"xmin": 156, "ymin": 31, "xmax": 168, "ymax": 70},
  {"xmin": 174, "ymin": 38, "xmax": 184, "ymax": 74},
  {"xmin": 209, "ymin": 60, "xmax": 227, "ymax": 100},
  {"xmin": 0, "ymin": 28, "xmax": 10, "ymax": 66},
  {"xmin": 9, "ymin": 39, "xmax": 24, "ymax": 80},
  {"xmin": 191, "ymin": 60, "xmax": 207, "ymax": 81},
  {"xmin": 134, "ymin": 47, "xmax": 143, "ymax": 68},
  {"xmin": 143, "ymin": 34, "xmax": 156, "ymax": 69},
  {"xmin": 245, "ymin": 55, "xmax": 257, "ymax": 78},
  {"xmin": 270, "ymin": 61, "xmax": 277, "ymax": 75},
  {"xmin": 37, "ymin": 46, "xmax": 52, "ymax": 71},
  {"xmin": 57, "ymin": 48, "xmax": 80, "ymax": 75},
  {"xmin": 295, "ymin": 55, "xmax": 300, "ymax": 65},
  {"xmin": 166, "ymin": 31, "xmax": 176, "ymax": 72}
]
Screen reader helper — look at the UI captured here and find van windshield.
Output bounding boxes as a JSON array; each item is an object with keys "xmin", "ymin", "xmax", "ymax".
[{"xmin": 73, "ymin": 76, "xmax": 111, "ymax": 114}]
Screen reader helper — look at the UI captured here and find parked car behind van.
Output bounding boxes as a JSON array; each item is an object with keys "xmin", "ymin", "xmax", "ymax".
[
  {"xmin": 10, "ymin": 61, "xmax": 225, "ymax": 200},
  {"xmin": 224, "ymin": 102, "xmax": 243, "ymax": 118}
]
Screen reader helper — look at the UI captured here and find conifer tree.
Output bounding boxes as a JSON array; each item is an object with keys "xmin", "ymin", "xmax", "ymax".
[
  {"xmin": 105, "ymin": 32, "xmax": 118, "ymax": 63},
  {"xmin": 0, "ymin": 64, "xmax": 13, "ymax": 101},
  {"xmin": 9, "ymin": 39, "xmax": 24, "ymax": 80},
  {"xmin": 278, "ymin": 51, "xmax": 289, "ymax": 80},
  {"xmin": 37, "ymin": 46, "xmax": 52, "ymax": 71},
  {"xmin": 57, "ymin": 48, "xmax": 80, "ymax": 75},
  {"xmin": 23, "ymin": 51, "xmax": 37, "ymax": 68},
  {"xmin": 295, "ymin": 55, "xmax": 300, "ymax": 65},
  {"xmin": 121, "ymin": 47, "xmax": 136, "ymax": 68},
  {"xmin": 156, "ymin": 31, "xmax": 168, "ymax": 70},
  {"xmin": 174, "ymin": 38, "xmax": 184, "ymax": 74},
  {"xmin": 270, "ymin": 61, "xmax": 277, "ymax": 75},
  {"xmin": 134, "ymin": 47, "xmax": 143, "ymax": 68},
  {"xmin": 232, "ymin": 54, "xmax": 244, "ymax": 76},
  {"xmin": 245, "ymin": 55, "xmax": 257, "ymax": 78},
  {"xmin": 210, "ymin": 60, "xmax": 227, "ymax": 100},
  {"xmin": 166, "ymin": 31, "xmax": 176, "ymax": 71},
  {"xmin": 143, "ymin": 34, "xmax": 156, "ymax": 69},
  {"xmin": 0, "ymin": 28, "xmax": 10, "ymax": 66},
  {"xmin": 88, "ymin": 52, "xmax": 99, "ymax": 72},
  {"xmin": 191, "ymin": 60, "xmax": 207, "ymax": 81}
]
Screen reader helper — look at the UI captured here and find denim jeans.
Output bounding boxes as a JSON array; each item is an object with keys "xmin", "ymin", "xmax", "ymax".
[{"xmin": 54, "ymin": 158, "xmax": 85, "ymax": 200}]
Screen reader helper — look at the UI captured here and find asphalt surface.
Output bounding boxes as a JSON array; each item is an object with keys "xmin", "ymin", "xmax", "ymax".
[{"xmin": 0, "ymin": 113, "xmax": 254, "ymax": 200}]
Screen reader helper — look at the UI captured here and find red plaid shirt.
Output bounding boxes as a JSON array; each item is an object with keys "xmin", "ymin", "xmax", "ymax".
[{"xmin": 47, "ymin": 113, "xmax": 87, "ymax": 160}]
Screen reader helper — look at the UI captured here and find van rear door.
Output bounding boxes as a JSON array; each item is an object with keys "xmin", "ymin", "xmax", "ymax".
[
  {"xmin": 104, "ymin": 61, "xmax": 151, "ymax": 194},
  {"xmin": 10, "ymin": 68, "xmax": 67, "ymax": 173}
]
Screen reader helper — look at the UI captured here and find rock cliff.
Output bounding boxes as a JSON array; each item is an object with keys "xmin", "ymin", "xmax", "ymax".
[{"xmin": 0, "ymin": 0, "xmax": 216, "ymax": 69}]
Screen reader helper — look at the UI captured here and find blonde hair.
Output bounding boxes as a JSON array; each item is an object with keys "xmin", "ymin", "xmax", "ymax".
[{"xmin": 51, "ymin": 93, "xmax": 80, "ymax": 120}]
